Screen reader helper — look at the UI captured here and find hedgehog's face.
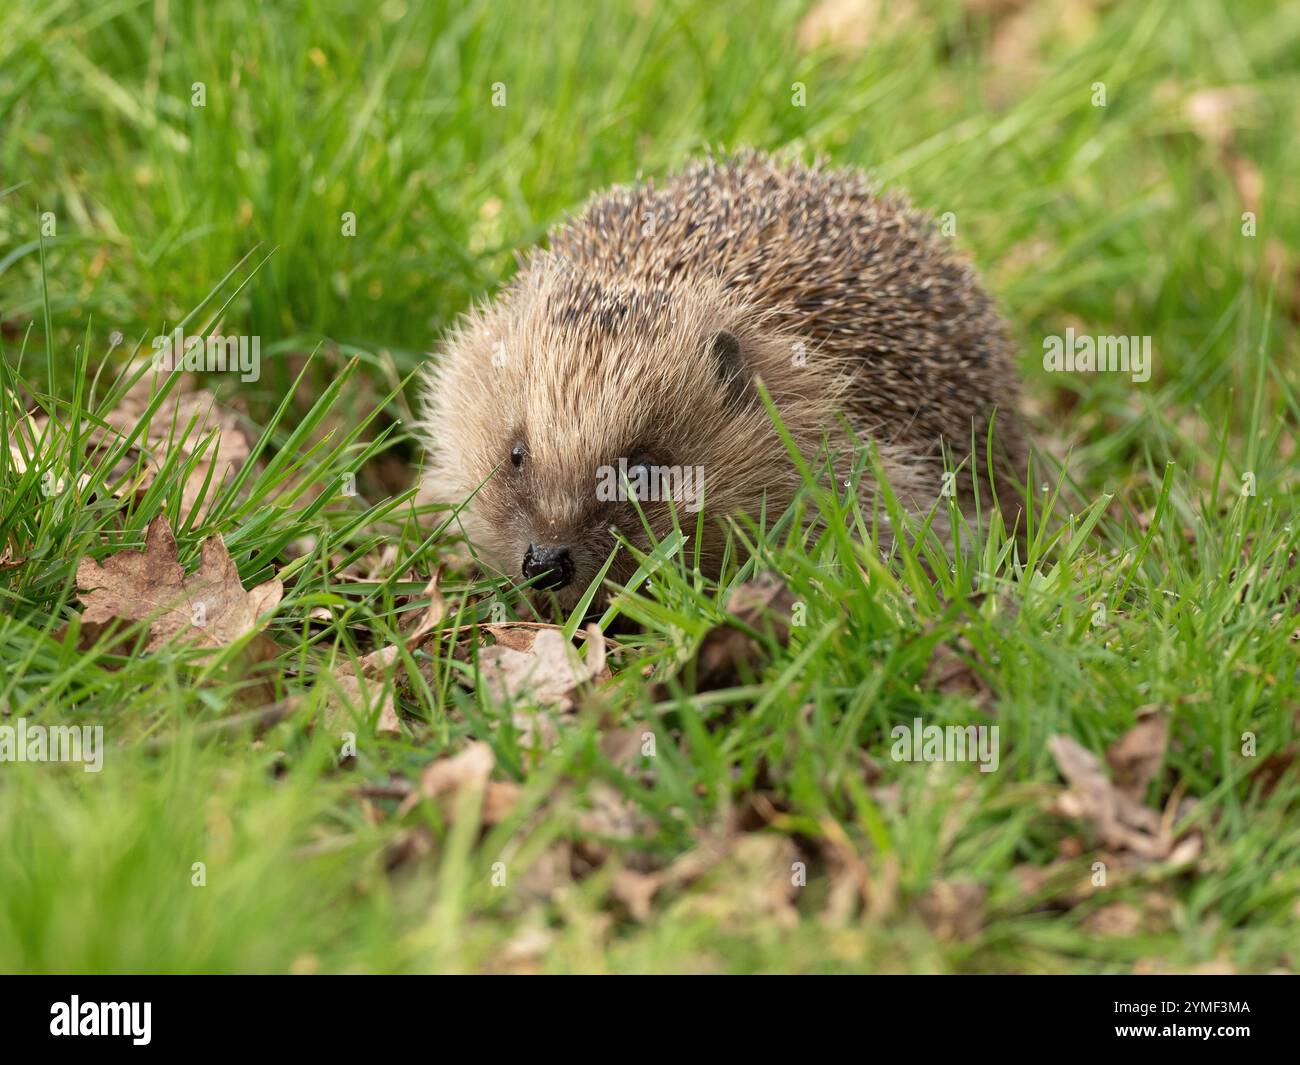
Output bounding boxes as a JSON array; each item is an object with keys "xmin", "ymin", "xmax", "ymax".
[
  {"xmin": 421, "ymin": 270, "xmax": 790, "ymax": 611},
  {"xmin": 477, "ymin": 332, "xmax": 749, "ymax": 612}
]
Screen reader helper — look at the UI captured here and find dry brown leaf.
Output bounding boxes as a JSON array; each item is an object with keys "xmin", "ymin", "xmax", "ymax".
[
  {"xmin": 1184, "ymin": 86, "xmax": 1255, "ymax": 149},
  {"xmin": 411, "ymin": 741, "xmax": 493, "ymax": 801},
  {"xmin": 583, "ymin": 621, "xmax": 607, "ymax": 677},
  {"xmin": 1226, "ymin": 153, "xmax": 1263, "ymax": 214},
  {"xmin": 111, "ymin": 387, "xmax": 248, "ymax": 517},
  {"xmin": 1180, "ymin": 86, "xmax": 1261, "ymax": 212},
  {"xmin": 402, "ymin": 569, "xmax": 447, "ymax": 649},
  {"xmin": 598, "ymin": 726, "xmax": 648, "ymax": 768},
  {"xmin": 578, "ymin": 779, "xmax": 654, "ymax": 833},
  {"xmin": 611, "ymin": 868, "xmax": 662, "ymax": 922},
  {"xmin": 611, "ymin": 833, "xmax": 785, "ymax": 925},
  {"xmin": 515, "ymin": 841, "xmax": 575, "ymax": 902},
  {"xmin": 673, "ymin": 574, "xmax": 798, "ymax": 694},
  {"xmin": 985, "ymin": 6, "xmax": 1044, "ymax": 102},
  {"xmin": 316, "ymin": 656, "xmax": 400, "ymax": 737},
  {"xmin": 495, "ymin": 923, "xmax": 555, "ymax": 974},
  {"xmin": 1049, "ymin": 734, "xmax": 1165, "ymax": 858},
  {"xmin": 981, "ymin": 0, "xmax": 1103, "ymax": 105},
  {"xmin": 1084, "ymin": 901, "xmax": 1144, "ymax": 937},
  {"xmin": 795, "ymin": 0, "xmax": 880, "ymax": 54},
  {"xmin": 396, "ymin": 741, "xmax": 519, "ymax": 826},
  {"xmin": 923, "ymin": 635, "xmax": 993, "ymax": 708},
  {"xmin": 916, "ymin": 878, "xmax": 986, "ymax": 941},
  {"xmin": 483, "ymin": 624, "xmax": 540, "ymax": 653},
  {"xmin": 688, "ymin": 625, "xmax": 758, "ymax": 694},
  {"xmin": 384, "ymin": 826, "xmax": 435, "ymax": 872},
  {"xmin": 671, "ymin": 835, "xmax": 802, "ymax": 930},
  {"xmin": 11, "ymin": 359, "xmax": 251, "ymax": 516},
  {"xmin": 481, "ymin": 779, "xmax": 523, "ymax": 825},
  {"xmin": 1133, "ymin": 956, "xmax": 1237, "ymax": 976},
  {"xmin": 815, "ymin": 816, "xmax": 876, "ymax": 927},
  {"xmin": 725, "ymin": 574, "xmax": 799, "ymax": 640},
  {"xmin": 477, "ymin": 626, "xmax": 607, "ymax": 712},
  {"xmin": 1105, "ymin": 708, "xmax": 1168, "ymax": 802},
  {"xmin": 963, "ymin": 0, "xmax": 1030, "ymax": 13},
  {"xmin": 1251, "ymin": 741, "xmax": 1299, "ymax": 798},
  {"xmin": 1048, "ymin": 734, "xmax": 1200, "ymax": 864},
  {"xmin": 373, "ymin": 691, "xmax": 403, "ymax": 738},
  {"xmin": 7, "ymin": 412, "xmax": 96, "ymax": 495},
  {"xmin": 74, "ymin": 515, "xmax": 282, "ymax": 652},
  {"xmin": 327, "ymin": 570, "xmax": 448, "ymax": 736}
]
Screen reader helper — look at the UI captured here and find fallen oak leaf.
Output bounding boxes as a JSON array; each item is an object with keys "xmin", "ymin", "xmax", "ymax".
[
  {"xmin": 399, "ymin": 740, "xmax": 493, "ymax": 813},
  {"xmin": 372, "ymin": 683, "xmax": 403, "ymax": 738},
  {"xmin": 1184, "ymin": 85, "xmax": 1256, "ymax": 149},
  {"xmin": 396, "ymin": 741, "xmax": 520, "ymax": 826},
  {"xmin": 915, "ymin": 878, "xmax": 986, "ymax": 942},
  {"xmin": 660, "ymin": 573, "xmax": 798, "ymax": 695},
  {"xmin": 10, "ymin": 359, "xmax": 250, "ymax": 516},
  {"xmin": 483, "ymin": 623, "xmax": 539, "ymax": 653},
  {"xmin": 399, "ymin": 568, "xmax": 447, "ymax": 651},
  {"xmin": 923, "ymin": 635, "xmax": 994, "ymax": 709},
  {"xmin": 307, "ymin": 669, "xmax": 401, "ymax": 739},
  {"xmin": 606, "ymin": 836, "xmax": 732, "ymax": 923},
  {"xmin": 105, "ymin": 356, "xmax": 251, "ymax": 518},
  {"xmin": 611, "ymin": 868, "xmax": 661, "ymax": 922},
  {"xmin": 1048, "ymin": 734, "xmax": 1165, "ymax": 859},
  {"xmin": 668, "ymin": 834, "xmax": 802, "ymax": 931},
  {"xmin": 476, "ymin": 626, "xmax": 608, "ymax": 712},
  {"xmin": 1105, "ymin": 707, "xmax": 1169, "ymax": 802},
  {"xmin": 74, "ymin": 515, "xmax": 282, "ymax": 653},
  {"xmin": 1048, "ymin": 734, "xmax": 1199, "ymax": 864},
  {"xmin": 330, "ymin": 569, "xmax": 448, "ymax": 737},
  {"xmin": 7, "ymin": 411, "xmax": 97, "ymax": 496},
  {"xmin": 187, "ymin": 536, "xmax": 283, "ymax": 648},
  {"xmin": 474, "ymin": 624, "xmax": 609, "ymax": 749},
  {"xmin": 1082, "ymin": 901, "xmax": 1146, "ymax": 937}
]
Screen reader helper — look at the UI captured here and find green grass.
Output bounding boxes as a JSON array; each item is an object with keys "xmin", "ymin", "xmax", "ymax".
[{"xmin": 1, "ymin": 0, "xmax": 1297, "ymax": 973}]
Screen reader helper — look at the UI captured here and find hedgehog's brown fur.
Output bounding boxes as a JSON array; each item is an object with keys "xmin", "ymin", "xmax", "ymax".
[{"xmin": 420, "ymin": 150, "xmax": 1027, "ymax": 608}]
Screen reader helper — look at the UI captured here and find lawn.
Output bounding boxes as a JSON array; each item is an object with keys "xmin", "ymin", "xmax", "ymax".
[{"xmin": 0, "ymin": 0, "xmax": 1296, "ymax": 974}]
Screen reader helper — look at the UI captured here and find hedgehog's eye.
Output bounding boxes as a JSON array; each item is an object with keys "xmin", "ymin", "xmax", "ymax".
[
  {"xmin": 510, "ymin": 441, "xmax": 527, "ymax": 470},
  {"xmin": 625, "ymin": 455, "xmax": 654, "ymax": 483},
  {"xmin": 620, "ymin": 453, "xmax": 658, "ymax": 499}
]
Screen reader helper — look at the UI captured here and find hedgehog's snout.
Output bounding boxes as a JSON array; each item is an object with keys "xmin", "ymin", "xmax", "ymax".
[{"xmin": 522, "ymin": 543, "xmax": 575, "ymax": 590}]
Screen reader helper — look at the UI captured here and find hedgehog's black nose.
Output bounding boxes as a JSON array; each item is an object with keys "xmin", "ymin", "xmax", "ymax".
[{"xmin": 522, "ymin": 544, "xmax": 575, "ymax": 590}]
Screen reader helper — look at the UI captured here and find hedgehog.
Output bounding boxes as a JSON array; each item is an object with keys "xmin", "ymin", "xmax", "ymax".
[{"xmin": 419, "ymin": 149, "xmax": 1027, "ymax": 609}]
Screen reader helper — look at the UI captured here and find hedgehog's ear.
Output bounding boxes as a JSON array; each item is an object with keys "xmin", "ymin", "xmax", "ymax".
[{"xmin": 706, "ymin": 330, "xmax": 750, "ymax": 405}]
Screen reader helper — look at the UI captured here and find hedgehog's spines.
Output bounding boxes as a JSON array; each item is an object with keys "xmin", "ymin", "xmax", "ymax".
[{"xmin": 419, "ymin": 149, "xmax": 1026, "ymax": 605}]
